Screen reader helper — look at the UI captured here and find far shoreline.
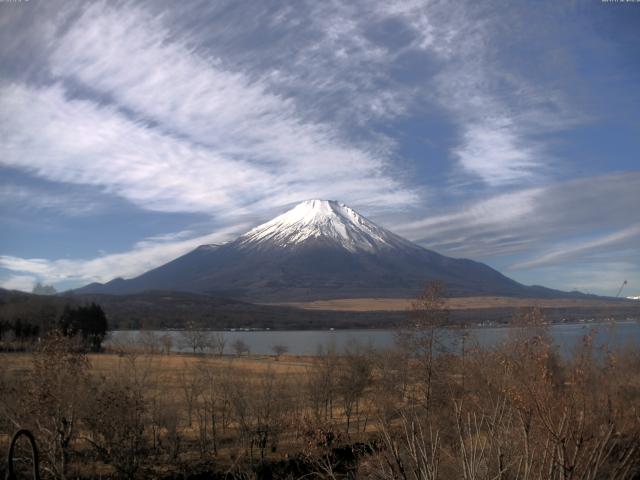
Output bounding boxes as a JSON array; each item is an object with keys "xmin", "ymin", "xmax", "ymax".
[{"xmin": 109, "ymin": 317, "xmax": 640, "ymax": 333}]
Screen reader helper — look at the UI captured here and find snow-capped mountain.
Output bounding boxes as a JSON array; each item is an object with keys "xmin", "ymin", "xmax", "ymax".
[
  {"xmin": 75, "ymin": 200, "xmax": 572, "ymax": 301},
  {"xmin": 238, "ymin": 200, "xmax": 416, "ymax": 253}
]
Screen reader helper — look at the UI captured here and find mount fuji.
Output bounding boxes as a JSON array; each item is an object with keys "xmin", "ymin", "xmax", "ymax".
[{"xmin": 75, "ymin": 200, "xmax": 569, "ymax": 301}]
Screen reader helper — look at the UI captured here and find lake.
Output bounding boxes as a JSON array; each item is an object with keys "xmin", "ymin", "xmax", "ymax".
[{"xmin": 108, "ymin": 319, "xmax": 640, "ymax": 356}]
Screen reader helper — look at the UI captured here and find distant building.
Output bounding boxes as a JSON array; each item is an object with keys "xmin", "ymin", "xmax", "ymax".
[{"xmin": 626, "ymin": 295, "xmax": 640, "ymax": 300}]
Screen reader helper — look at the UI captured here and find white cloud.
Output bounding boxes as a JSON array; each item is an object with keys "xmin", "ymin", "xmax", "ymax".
[
  {"xmin": 0, "ymin": 257, "xmax": 50, "ymax": 276},
  {"xmin": 134, "ymin": 230, "xmax": 195, "ymax": 249},
  {"xmin": 376, "ymin": 1, "xmax": 579, "ymax": 185},
  {"xmin": 0, "ymin": 82, "xmax": 414, "ymax": 216},
  {"xmin": 286, "ymin": 1, "xmax": 410, "ymax": 125},
  {"xmin": 46, "ymin": 3, "xmax": 414, "ymax": 207},
  {"xmin": 392, "ymin": 188, "xmax": 543, "ymax": 257},
  {"xmin": 512, "ymin": 224, "xmax": 640, "ymax": 270},
  {"xmin": 392, "ymin": 172, "xmax": 640, "ymax": 261},
  {"xmin": 396, "ymin": 188, "xmax": 541, "ymax": 237},
  {"xmin": 0, "ymin": 2, "xmax": 418, "ymax": 222},
  {"xmin": 0, "ymin": 184, "xmax": 103, "ymax": 216},
  {"xmin": 453, "ymin": 122, "xmax": 538, "ymax": 186},
  {"xmin": 0, "ymin": 83, "xmax": 264, "ymax": 214},
  {"xmin": 0, "ymin": 274, "xmax": 37, "ymax": 292}
]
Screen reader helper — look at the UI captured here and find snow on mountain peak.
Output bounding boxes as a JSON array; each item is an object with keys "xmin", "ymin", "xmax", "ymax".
[{"xmin": 238, "ymin": 199, "xmax": 411, "ymax": 252}]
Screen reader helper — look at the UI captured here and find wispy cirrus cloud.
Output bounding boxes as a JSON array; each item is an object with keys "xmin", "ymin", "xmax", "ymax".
[
  {"xmin": 376, "ymin": 1, "xmax": 581, "ymax": 185},
  {"xmin": 0, "ymin": 0, "xmax": 584, "ymax": 213},
  {"xmin": 0, "ymin": 184, "xmax": 104, "ymax": 217},
  {"xmin": 0, "ymin": 2, "xmax": 417, "ymax": 220},
  {"xmin": 0, "ymin": 83, "xmax": 270, "ymax": 214},
  {"xmin": 0, "ymin": 81, "xmax": 413, "ymax": 216},
  {"xmin": 50, "ymin": 3, "xmax": 414, "ymax": 206},
  {"xmin": 393, "ymin": 172, "xmax": 640, "ymax": 261},
  {"xmin": 51, "ymin": 4, "xmax": 370, "ymax": 174},
  {"xmin": 512, "ymin": 224, "xmax": 640, "ymax": 270},
  {"xmin": 235, "ymin": 0, "xmax": 582, "ymax": 186}
]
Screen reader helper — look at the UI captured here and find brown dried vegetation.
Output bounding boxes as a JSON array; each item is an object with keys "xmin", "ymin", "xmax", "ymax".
[{"xmin": 1, "ymin": 287, "xmax": 640, "ymax": 478}]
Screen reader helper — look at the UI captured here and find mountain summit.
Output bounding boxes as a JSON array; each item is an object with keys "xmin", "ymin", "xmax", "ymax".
[
  {"xmin": 238, "ymin": 199, "xmax": 415, "ymax": 253},
  {"xmin": 75, "ymin": 200, "xmax": 569, "ymax": 301}
]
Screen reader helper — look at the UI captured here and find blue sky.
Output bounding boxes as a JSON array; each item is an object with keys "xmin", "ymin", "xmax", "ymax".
[{"xmin": 1, "ymin": 0, "xmax": 639, "ymax": 296}]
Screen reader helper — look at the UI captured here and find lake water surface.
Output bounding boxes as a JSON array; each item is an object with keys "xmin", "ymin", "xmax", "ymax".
[{"xmin": 108, "ymin": 320, "xmax": 640, "ymax": 356}]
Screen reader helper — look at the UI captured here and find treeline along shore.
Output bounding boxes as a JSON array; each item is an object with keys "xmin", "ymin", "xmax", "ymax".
[{"xmin": 1, "ymin": 288, "xmax": 638, "ymax": 333}]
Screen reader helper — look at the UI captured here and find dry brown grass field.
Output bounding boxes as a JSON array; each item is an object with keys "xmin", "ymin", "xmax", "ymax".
[
  {"xmin": 268, "ymin": 296, "xmax": 635, "ymax": 311},
  {"xmin": 0, "ymin": 351, "xmax": 313, "ymax": 388},
  {"xmin": 2, "ymin": 306, "xmax": 640, "ymax": 479},
  {"xmin": 0, "ymin": 348, "xmax": 375, "ymax": 478}
]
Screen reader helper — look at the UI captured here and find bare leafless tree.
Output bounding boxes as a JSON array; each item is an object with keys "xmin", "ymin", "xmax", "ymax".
[
  {"xmin": 179, "ymin": 363, "xmax": 202, "ymax": 427},
  {"xmin": 160, "ymin": 333, "xmax": 173, "ymax": 355},
  {"xmin": 232, "ymin": 338, "xmax": 250, "ymax": 356},
  {"xmin": 139, "ymin": 329, "xmax": 160, "ymax": 354},
  {"xmin": 23, "ymin": 334, "xmax": 90, "ymax": 479},
  {"xmin": 337, "ymin": 341, "xmax": 373, "ymax": 435},
  {"xmin": 271, "ymin": 343, "xmax": 288, "ymax": 360},
  {"xmin": 402, "ymin": 280, "xmax": 449, "ymax": 410},
  {"xmin": 179, "ymin": 321, "xmax": 212, "ymax": 354},
  {"xmin": 83, "ymin": 377, "xmax": 148, "ymax": 480},
  {"xmin": 306, "ymin": 342, "xmax": 338, "ymax": 422},
  {"xmin": 209, "ymin": 331, "xmax": 226, "ymax": 356},
  {"xmin": 194, "ymin": 360, "xmax": 224, "ymax": 456}
]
